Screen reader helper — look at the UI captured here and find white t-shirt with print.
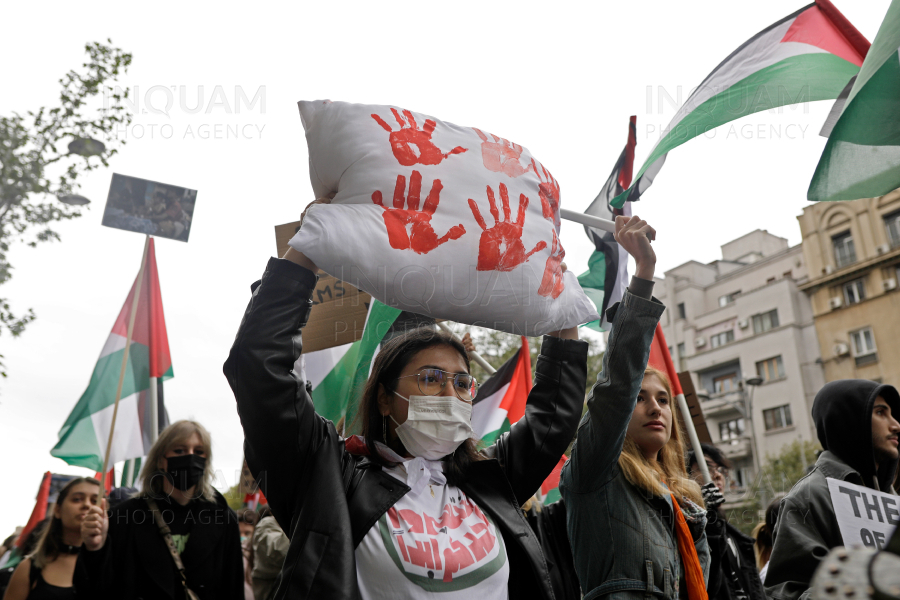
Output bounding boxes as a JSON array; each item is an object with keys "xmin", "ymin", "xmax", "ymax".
[{"xmin": 355, "ymin": 458, "xmax": 509, "ymax": 599}]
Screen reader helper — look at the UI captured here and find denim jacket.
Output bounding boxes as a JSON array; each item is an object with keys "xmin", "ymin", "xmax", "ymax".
[{"xmin": 560, "ymin": 291, "xmax": 710, "ymax": 600}]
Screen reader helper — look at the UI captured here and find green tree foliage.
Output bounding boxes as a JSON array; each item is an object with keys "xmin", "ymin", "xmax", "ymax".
[
  {"xmin": 726, "ymin": 439, "xmax": 820, "ymax": 536},
  {"xmin": 0, "ymin": 40, "xmax": 132, "ymax": 373},
  {"xmin": 224, "ymin": 482, "xmax": 245, "ymax": 512}
]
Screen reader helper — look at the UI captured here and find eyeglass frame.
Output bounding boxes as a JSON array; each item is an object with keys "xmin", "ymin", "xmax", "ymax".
[{"xmin": 393, "ymin": 368, "xmax": 478, "ymax": 402}]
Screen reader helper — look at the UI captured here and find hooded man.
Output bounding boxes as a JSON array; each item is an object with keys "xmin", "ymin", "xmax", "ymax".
[{"xmin": 765, "ymin": 380, "xmax": 900, "ymax": 600}]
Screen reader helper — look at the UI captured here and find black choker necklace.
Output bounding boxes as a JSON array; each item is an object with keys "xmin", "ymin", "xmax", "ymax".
[{"xmin": 60, "ymin": 544, "xmax": 81, "ymax": 555}]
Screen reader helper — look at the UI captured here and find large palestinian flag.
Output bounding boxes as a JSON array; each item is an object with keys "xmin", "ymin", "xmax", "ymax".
[
  {"xmin": 471, "ymin": 338, "xmax": 532, "ymax": 444},
  {"xmin": 578, "ymin": 116, "xmax": 636, "ymax": 332},
  {"xmin": 614, "ymin": 0, "xmax": 870, "ymax": 207},
  {"xmin": 809, "ymin": 0, "xmax": 900, "ymax": 201},
  {"xmin": 52, "ymin": 239, "xmax": 171, "ymax": 471}
]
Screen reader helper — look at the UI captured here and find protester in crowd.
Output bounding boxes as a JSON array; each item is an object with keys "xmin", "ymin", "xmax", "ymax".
[
  {"xmin": 77, "ymin": 420, "xmax": 244, "ymax": 600},
  {"xmin": 688, "ymin": 443, "xmax": 765, "ymax": 600},
  {"xmin": 753, "ymin": 498, "xmax": 780, "ymax": 584},
  {"xmin": 223, "ymin": 195, "xmax": 588, "ymax": 599},
  {"xmin": 3, "ymin": 477, "xmax": 99, "ymax": 600},
  {"xmin": 249, "ymin": 506, "xmax": 288, "ymax": 600},
  {"xmin": 521, "ymin": 496, "xmax": 580, "ymax": 600},
  {"xmin": 236, "ymin": 509, "xmax": 258, "ymax": 600},
  {"xmin": 766, "ymin": 380, "xmax": 900, "ymax": 600},
  {"xmin": 0, "ymin": 534, "xmax": 19, "ymax": 565},
  {"xmin": 561, "ymin": 215, "xmax": 711, "ymax": 600}
]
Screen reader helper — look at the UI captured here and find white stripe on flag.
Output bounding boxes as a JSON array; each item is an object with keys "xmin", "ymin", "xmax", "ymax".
[
  {"xmin": 90, "ymin": 392, "xmax": 145, "ymax": 466},
  {"xmin": 98, "ymin": 333, "xmax": 127, "ymax": 361},
  {"xmin": 472, "ymin": 383, "xmax": 510, "ymax": 440}
]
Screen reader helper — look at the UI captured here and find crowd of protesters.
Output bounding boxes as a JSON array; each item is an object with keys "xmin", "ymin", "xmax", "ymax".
[{"xmin": 2, "ymin": 211, "xmax": 898, "ymax": 600}]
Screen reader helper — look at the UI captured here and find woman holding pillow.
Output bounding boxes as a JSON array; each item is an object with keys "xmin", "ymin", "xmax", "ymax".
[
  {"xmin": 224, "ymin": 200, "xmax": 655, "ymax": 599},
  {"xmin": 560, "ymin": 217, "xmax": 711, "ymax": 600}
]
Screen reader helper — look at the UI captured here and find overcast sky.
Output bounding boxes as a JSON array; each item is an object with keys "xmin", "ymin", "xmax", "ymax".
[{"xmin": 0, "ymin": 0, "xmax": 890, "ymax": 536}]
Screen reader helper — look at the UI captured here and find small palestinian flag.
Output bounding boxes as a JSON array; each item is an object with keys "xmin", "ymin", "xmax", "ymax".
[
  {"xmin": 614, "ymin": 0, "xmax": 870, "ymax": 207},
  {"xmin": 471, "ymin": 338, "xmax": 532, "ymax": 444},
  {"xmin": 809, "ymin": 0, "xmax": 900, "ymax": 201}
]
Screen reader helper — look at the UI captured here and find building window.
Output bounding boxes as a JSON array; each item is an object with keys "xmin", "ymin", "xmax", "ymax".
[
  {"xmin": 730, "ymin": 467, "xmax": 752, "ymax": 490},
  {"xmin": 752, "ymin": 310, "xmax": 779, "ymax": 334},
  {"xmin": 783, "ymin": 270, "xmax": 793, "ymax": 279},
  {"xmin": 677, "ymin": 342, "xmax": 686, "ymax": 371},
  {"xmin": 713, "ymin": 373, "xmax": 737, "ymax": 393},
  {"xmin": 756, "ymin": 356, "xmax": 785, "ymax": 381},
  {"xmin": 841, "ymin": 278, "xmax": 866, "ymax": 305},
  {"xmin": 833, "ymin": 231, "xmax": 856, "ymax": 268},
  {"xmin": 850, "ymin": 327, "xmax": 878, "ymax": 367},
  {"xmin": 710, "ymin": 330, "xmax": 735, "ymax": 348},
  {"xmin": 886, "ymin": 210, "xmax": 900, "ymax": 248},
  {"xmin": 677, "ymin": 303, "xmax": 686, "ymax": 320},
  {"xmin": 763, "ymin": 405, "xmax": 793, "ymax": 431},
  {"xmin": 718, "ymin": 291, "xmax": 741, "ymax": 307},
  {"xmin": 719, "ymin": 418, "xmax": 745, "ymax": 442}
]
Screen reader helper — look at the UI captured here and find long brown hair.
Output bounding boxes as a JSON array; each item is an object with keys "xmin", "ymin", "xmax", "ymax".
[
  {"xmin": 618, "ymin": 366, "xmax": 704, "ymax": 508},
  {"xmin": 354, "ymin": 327, "xmax": 484, "ymax": 486},
  {"xmin": 138, "ymin": 420, "xmax": 217, "ymax": 502},
  {"xmin": 30, "ymin": 477, "xmax": 100, "ymax": 569}
]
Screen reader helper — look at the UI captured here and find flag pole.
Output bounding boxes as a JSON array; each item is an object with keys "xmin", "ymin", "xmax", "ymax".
[
  {"xmin": 99, "ymin": 235, "xmax": 151, "ymax": 501},
  {"xmin": 676, "ymin": 392, "xmax": 712, "ymax": 484},
  {"xmin": 436, "ymin": 322, "xmax": 497, "ymax": 375},
  {"xmin": 149, "ymin": 376, "xmax": 159, "ymax": 444},
  {"xmin": 560, "ymin": 209, "xmax": 615, "ymax": 234}
]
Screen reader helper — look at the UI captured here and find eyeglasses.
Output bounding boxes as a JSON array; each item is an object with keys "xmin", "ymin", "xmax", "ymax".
[
  {"xmin": 706, "ymin": 463, "xmax": 730, "ymax": 478},
  {"xmin": 395, "ymin": 369, "xmax": 478, "ymax": 402}
]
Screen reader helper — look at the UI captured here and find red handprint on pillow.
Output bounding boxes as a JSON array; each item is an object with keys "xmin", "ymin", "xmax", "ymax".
[
  {"xmin": 371, "ymin": 109, "xmax": 467, "ymax": 167},
  {"xmin": 372, "ymin": 170, "xmax": 466, "ymax": 255},
  {"xmin": 536, "ymin": 184, "xmax": 566, "ymax": 299},
  {"xmin": 473, "ymin": 128, "xmax": 531, "ymax": 178},
  {"xmin": 468, "ymin": 184, "xmax": 546, "ymax": 272},
  {"xmin": 532, "ymin": 158, "xmax": 561, "ymax": 230}
]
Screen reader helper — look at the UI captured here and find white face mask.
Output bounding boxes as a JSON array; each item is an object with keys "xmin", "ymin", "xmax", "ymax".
[{"xmin": 390, "ymin": 392, "xmax": 474, "ymax": 460}]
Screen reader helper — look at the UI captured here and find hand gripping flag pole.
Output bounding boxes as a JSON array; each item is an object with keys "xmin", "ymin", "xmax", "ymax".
[{"xmin": 98, "ymin": 235, "xmax": 151, "ymax": 500}]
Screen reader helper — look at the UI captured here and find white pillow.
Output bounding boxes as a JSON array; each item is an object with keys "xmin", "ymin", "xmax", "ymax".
[{"xmin": 290, "ymin": 100, "xmax": 599, "ymax": 336}]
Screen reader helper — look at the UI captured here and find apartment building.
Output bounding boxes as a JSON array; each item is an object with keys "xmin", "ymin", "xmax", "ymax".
[
  {"xmin": 656, "ymin": 230, "xmax": 825, "ymax": 496},
  {"xmin": 797, "ymin": 190, "xmax": 900, "ymax": 386}
]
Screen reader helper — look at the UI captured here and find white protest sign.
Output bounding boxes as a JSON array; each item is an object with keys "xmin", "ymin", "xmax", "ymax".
[{"xmin": 827, "ymin": 477, "xmax": 899, "ymax": 549}]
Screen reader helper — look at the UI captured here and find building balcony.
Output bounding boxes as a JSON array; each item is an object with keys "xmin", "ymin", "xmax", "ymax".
[
  {"xmin": 698, "ymin": 390, "xmax": 745, "ymax": 418},
  {"xmin": 719, "ymin": 438, "xmax": 752, "ymax": 461}
]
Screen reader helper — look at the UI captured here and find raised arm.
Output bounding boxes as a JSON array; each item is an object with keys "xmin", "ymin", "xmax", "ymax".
[
  {"xmin": 223, "ymin": 241, "xmax": 332, "ymax": 528},
  {"xmin": 562, "ymin": 215, "xmax": 664, "ymax": 493}
]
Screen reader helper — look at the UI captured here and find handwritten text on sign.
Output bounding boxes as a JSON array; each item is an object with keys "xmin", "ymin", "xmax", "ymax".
[{"xmin": 827, "ymin": 478, "xmax": 899, "ymax": 549}]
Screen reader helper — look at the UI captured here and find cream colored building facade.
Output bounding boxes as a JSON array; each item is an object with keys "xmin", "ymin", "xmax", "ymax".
[{"xmin": 797, "ymin": 190, "xmax": 900, "ymax": 386}]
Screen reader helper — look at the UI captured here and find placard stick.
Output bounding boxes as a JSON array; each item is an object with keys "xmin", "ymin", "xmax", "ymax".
[
  {"xmin": 436, "ymin": 322, "xmax": 497, "ymax": 375},
  {"xmin": 559, "ymin": 209, "xmax": 615, "ymax": 233},
  {"xmin": 99, "ymin": 235, "xmax": 151, "ymax": 499}
]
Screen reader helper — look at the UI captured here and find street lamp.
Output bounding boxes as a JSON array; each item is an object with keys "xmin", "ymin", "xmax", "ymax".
[{"xmin": 742, "ymin": 375, "xmax": 764, "ymax": 505}]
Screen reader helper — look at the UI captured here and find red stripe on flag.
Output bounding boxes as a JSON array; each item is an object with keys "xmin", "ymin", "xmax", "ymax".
[
  {"xmin": 618, "ymin": 116, "xmax": 637, "ymax": 190},
  {"xmin": 17, "ymin": 472, "xmax": 52, "ymax": 548},
  {"xmin": 647, "ymin": 324, "xmax": 684, "ymax": 396},
  {"xmin": 782, "ymin": 2, "xmax": 869, "ymax": 67},
  {"xmin": 93, "ymin": 468, "xmax": 115, "ymax": 494},
  {"xmin": 500, "ymin": 337, "xmax": 532, "ymax": 425},
  {"xmin": 111, "ymin": 239, "xmax": 172, "ymax": 378},
  {"xmin": 541, "ymin": 455, "xmax": 568, "ymax": 496}
]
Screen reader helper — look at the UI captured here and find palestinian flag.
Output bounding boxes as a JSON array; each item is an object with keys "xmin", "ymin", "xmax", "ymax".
[
  {"xmin": 809, "ymin": 0, "xmax": 900, "ymax": 201},
  {"xmin": 471, "ymin": 338, "xmax": 532, "ymax": 444},
  {"xmin": 614, "ymin": 0, "xmax": 870, "ymax": 208},
  {"xmin": 51, "ymin": 239, "xmax": 171, "ymax": 471},
  {"xmin": 93, "ymin": 468, "xmax": 115, "ymax": 494},
  {"xmin": 539, "ymin": 455, "xmax": 568, "ymax": 504},
  {"xmin": 121, "ymin": 457, "xmax": 142, "ymax": 487},
  {"xmin": 296, "ymin": 299, "xmax": 402, "ymax": 428},
  {"xmin": 578, "ymin": 116, "xmax": 636, "ymax": 331}
]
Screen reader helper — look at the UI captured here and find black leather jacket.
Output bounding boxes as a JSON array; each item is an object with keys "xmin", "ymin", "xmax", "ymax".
[{"xmin": 224, "ymin": 258, "xmax": 588, "ymax": 600}]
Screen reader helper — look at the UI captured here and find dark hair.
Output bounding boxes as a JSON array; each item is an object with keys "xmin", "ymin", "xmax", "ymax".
[
  {"xmin": 257, "ymin": 505, "xmax": 273, "ymax": 521},
  {"xmin": 355, "ymin": 327, "xmax": 484, "ymax": 486},
  {"xmin": 754, "ymin": 497, "xmax": 781, "ymax": 569},
  {"xmin": 686, "ymin": 442, "xmax": 732, "ymax": 472},
  {"xmin": 31, "ymin": 477, "xmax": 100, "ymax": 568},
  {"xmin": 237, "ymin": 508, "xmax": 259, "ymax": 527}
]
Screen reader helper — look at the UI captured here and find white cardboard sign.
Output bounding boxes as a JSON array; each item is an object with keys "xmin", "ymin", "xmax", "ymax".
[{"xmin": 827, "ymin": 477, "xmax": 899, "ymax": 549}]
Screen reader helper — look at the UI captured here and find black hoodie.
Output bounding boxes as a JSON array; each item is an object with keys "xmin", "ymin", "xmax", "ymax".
[{"xmin": 812, "ymin": 379, "xmax": 900, "ymax": 492}]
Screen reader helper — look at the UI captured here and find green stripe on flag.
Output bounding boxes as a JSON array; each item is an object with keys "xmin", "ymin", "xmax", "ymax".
[
  {"xmin": 578, "ymin": 251, "xmax": 607, "ymax": 333},
  {"xmin": 481, "ymin": 418, "xmax": 512, "ymax": 445},
  {"xmin": 310, "ymin": 342, "xmax": 364, "ymax": 423},
  {"xmin": 345, "ymin": 301, "xmax": 402, "ymax": 431}
]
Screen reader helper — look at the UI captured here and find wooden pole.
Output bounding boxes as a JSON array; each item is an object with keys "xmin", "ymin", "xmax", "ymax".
[{"xmin": 99, "ymin": 235, "xmax": 151, "ymax": 500}]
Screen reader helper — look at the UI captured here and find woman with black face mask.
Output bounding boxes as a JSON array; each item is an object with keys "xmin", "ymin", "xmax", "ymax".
[{"xmin": 76, "ymin": 420, "xmax": 244, "ymax": 600}]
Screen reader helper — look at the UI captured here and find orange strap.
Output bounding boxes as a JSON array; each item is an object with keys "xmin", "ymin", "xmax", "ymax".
[{"xmin": 670, "ymin": 492, "xmax": 708, "ymax": 600}]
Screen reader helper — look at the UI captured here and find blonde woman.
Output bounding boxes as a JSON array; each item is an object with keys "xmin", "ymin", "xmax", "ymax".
[
  {"xmin": 561, "ymin": 217, "xmax": 710, "ymax": 600},
  {"xmin": 77, "ymin": 420, "xmax": 244, "ymax": 600},
  {"xmin": 3, "ymin": 477, "xmax": 99, "ymax": 600}
]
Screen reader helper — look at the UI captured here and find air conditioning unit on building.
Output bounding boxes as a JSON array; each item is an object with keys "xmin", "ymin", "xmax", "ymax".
[
  {"xmin": 825, "ymin": 265, "xmax": 835, "ymax": 275},
  {"xmin": 829, "ymin": 297, "xmax": 842, "ymax": 310},
  {"xmin": 738, "ymin": 319, "xmax": 749, "ymax": 329},
  {"xmin": 877, "ymin": 244, "xmax": 890, "ymax": 255},
  {"xmin": 833, "ymin": 342, "xmax": 850, "ymax": 357},
  {"xmin": 884, "ymin": 278, "xmax": 898, "ymax": 291},
  {"xmin": 694, "ymin": 337, "xmax": 706, "ymax": 348}
]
